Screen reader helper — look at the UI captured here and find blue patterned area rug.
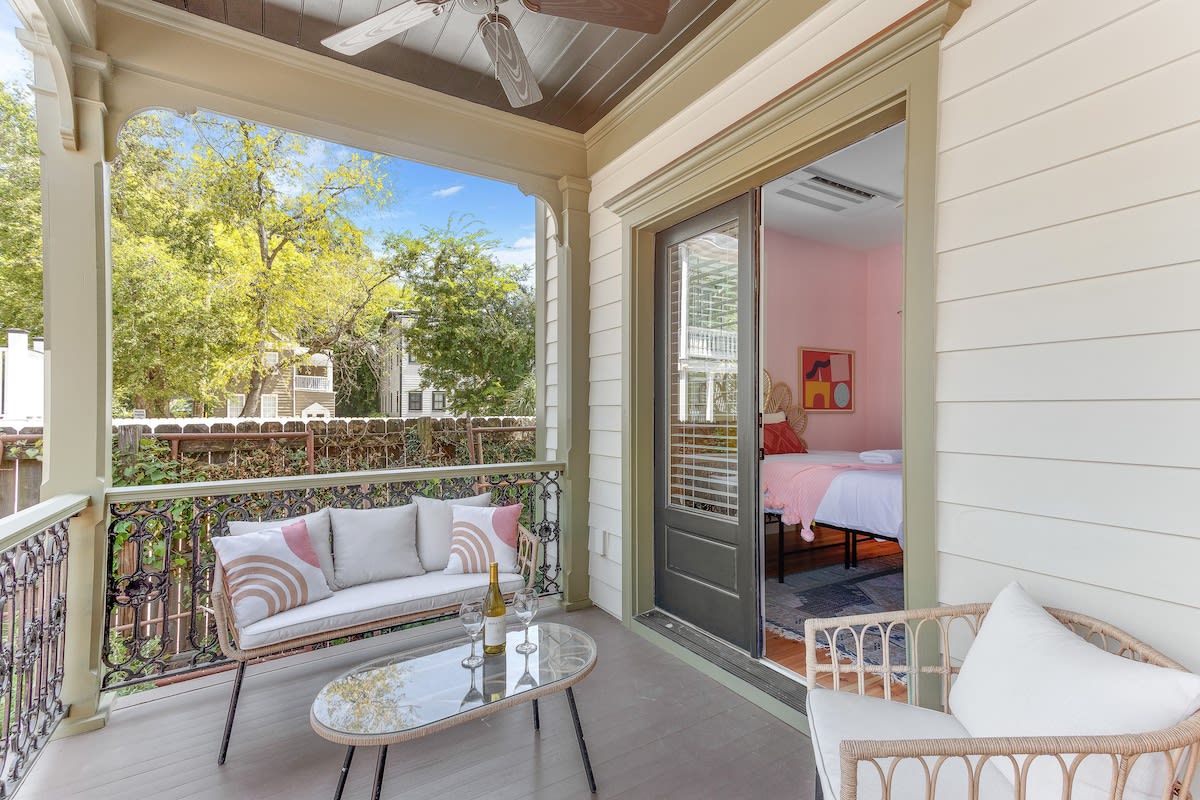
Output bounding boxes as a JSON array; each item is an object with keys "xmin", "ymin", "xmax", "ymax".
[{"xmin": 765, "ymin": 552, "xmax": 906, "ymax": 671}]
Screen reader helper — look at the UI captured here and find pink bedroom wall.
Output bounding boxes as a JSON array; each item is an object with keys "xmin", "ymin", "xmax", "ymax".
[
  {"xmin": 864, "ymin": 243, "xmax": 903, "ymax": 448},
  {"xmin": 762, "ymin": 229, "xmax": 868, "ymax": 451},
  {"xmin": 762, "ymin": 229, "xmax": 902, "ymax": 451}
]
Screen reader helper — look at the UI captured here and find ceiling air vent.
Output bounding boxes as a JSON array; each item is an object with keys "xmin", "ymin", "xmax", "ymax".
[{"xmin": 808, "ymin": 175, "xmax": 876, "ymax": 200}]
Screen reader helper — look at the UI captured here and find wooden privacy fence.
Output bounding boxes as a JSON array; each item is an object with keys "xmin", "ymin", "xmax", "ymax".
[
  {"xmin": 0, "ymin": 416, "xmax": 537, "ymax": 520},
  {"xmin": 0, "ymin": 435, "xmax": 43, "ymax": 519}
]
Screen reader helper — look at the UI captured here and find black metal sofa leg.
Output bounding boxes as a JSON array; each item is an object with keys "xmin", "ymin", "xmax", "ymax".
[{"xmin": 218, "ymin": 661, "xmax": 248, "ymax": 765}]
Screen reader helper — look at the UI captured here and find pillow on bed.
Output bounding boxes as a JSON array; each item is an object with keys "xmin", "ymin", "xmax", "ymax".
[{"xmin": 764, "ymin": 421, "xmax": 806, "ymax": 455}]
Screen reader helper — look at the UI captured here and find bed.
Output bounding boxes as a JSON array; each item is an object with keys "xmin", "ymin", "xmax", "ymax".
[{"xmin": 761, "ymin": 373, "xmax": 904, "ymax": 582}]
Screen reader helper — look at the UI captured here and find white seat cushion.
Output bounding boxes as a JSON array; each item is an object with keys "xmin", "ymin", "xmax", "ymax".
[
  {"xmin": 235, "ymin": 571, "xmax": 526, "ymax": 651},
  {"xmin": 807, "ymin": 688, "xmax": 1015, "ymax": 800}
]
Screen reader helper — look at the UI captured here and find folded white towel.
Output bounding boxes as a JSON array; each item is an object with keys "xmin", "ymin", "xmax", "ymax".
[{"xmin": 860, "ymin": 449, "xmax": 902, "ymax": 464}]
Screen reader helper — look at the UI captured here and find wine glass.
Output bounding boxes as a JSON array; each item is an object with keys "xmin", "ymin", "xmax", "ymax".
[
  {"xmin": 460, "ymin": 600, "xmax": 485, "ymax": 668},
  {"xmin": 513, "ymin": 588, "xmax": 539, "ymax": 654},
  {"xmin": 459, "ymin": 665, "xmax": 483, "ymax": 711}
]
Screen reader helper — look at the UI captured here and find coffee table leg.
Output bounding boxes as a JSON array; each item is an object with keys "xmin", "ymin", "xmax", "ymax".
[
  {"xmin": 371, "ymin": 745, "xmax": 389, "ymax": 800},
  {"xmin": 565, "ymin": 688, "xmax": 596, "ymax": 793},
  {"xmin": 533, "ymin": 698, "xmax": 540, "ymax": 731},
  {"xmin": 333, "ymin": 746, "xmax": 355, "ymax": 800}
]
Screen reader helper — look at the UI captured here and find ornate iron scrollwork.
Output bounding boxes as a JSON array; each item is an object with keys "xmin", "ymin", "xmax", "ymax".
[{"xmin": 103, "ymin": 468, "xmax": 562, "ymax": 689}]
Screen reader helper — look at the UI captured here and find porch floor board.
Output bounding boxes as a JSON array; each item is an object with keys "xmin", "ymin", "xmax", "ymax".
[{"xmin": 24, "ymin": 607, "xmax": 815, "ymax": 799}]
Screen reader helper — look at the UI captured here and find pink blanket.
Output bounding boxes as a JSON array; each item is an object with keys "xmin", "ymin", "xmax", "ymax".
[{"xmin": 762, "ymin": 462, "xmax": 902, "ymax": 541}]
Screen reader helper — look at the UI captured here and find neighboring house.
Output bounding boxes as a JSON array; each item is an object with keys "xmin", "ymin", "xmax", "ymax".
[
  {"xmin": 0, "ymin": 329, "xmax": 44, "ymax": 425},
  {"xmin": 378, "ymin": 310, "xmax": 451, "ymax": 419},
  {"xmin": 225, "ymin": 348, "xmax": 335, "ymax": 418},
  {"xmin": 17, "ymin": 0, "xmax": 1200, "ymax": 770}
]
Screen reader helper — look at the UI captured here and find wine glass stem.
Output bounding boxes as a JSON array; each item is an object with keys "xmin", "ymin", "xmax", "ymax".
[{"xmin": 523, "ymin": 625, "xmax": 530, "ymax": 647}]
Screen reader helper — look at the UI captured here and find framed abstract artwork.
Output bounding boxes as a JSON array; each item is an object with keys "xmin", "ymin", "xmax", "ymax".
[{"xmin": 798, "ymin": 347, "xmax": 855, "ymax": 411}]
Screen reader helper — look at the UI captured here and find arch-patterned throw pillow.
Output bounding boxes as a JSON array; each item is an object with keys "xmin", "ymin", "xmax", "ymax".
[
  {"xmin": 213, "ymin": 520, "xmax": 333, "ymax": 627},
  {"xmin": 443, "ymin": 504, "xmax": 523, "ymax": 575}
]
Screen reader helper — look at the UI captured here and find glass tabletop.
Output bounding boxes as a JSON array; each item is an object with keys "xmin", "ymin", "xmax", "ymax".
[{"xmin": 311, "ymin": 622, "xmax": 596, "ymax": 738}]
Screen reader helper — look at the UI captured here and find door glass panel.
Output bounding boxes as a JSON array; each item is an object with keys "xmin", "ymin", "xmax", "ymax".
[{"xmin": 667, "ymin": 220, "xmax": 739, "ymax": 520}]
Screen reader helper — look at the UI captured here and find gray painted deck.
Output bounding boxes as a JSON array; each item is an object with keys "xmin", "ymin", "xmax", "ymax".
[{"xmin": 23, "ymin": 607, "xmax": 816, "ymax": 799}]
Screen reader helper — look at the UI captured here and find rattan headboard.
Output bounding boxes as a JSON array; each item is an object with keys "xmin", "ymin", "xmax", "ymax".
[{"xmin": 762, "ymin": 370, "xmax": 809, "ymax": 444}]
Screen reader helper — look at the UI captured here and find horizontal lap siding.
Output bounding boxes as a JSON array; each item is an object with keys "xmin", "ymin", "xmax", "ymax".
[
  {"xmin": 588, "ymin": 208, "xmax": 624, "ymax": 614},
  {"xmin": 935, "ymin": 0, "xmax": 1200, "ymax": 669}
]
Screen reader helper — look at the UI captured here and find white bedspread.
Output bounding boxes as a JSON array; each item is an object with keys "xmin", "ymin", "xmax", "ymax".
[{"xmin": 764, "ymin": 451, "xmax": 905, "ymax": 547}]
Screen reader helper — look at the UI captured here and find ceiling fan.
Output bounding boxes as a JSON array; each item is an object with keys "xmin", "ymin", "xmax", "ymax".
[{"xmin": 321, "ymin": 0, "xmax": 669, "ymax": 108}]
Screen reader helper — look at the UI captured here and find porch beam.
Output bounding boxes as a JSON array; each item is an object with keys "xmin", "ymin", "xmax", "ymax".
[
  {"xmin": 556, "ymin": 177, "xmax": 592, "ymax": 611},
  {"xmin": 26, "ymin": 30, "xmax": 114, "ymax": 735},
  {"xmin": 93, "ymin": 0, "xmax": 587, "ymax": 224}
]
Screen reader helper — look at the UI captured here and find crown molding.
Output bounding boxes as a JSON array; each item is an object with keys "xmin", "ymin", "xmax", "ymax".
[
  {"xmin": 584, "ymin": 0, "xmax": 773, "ymax": 149},
  {"xmin": 96, "ymin": 0, "xmax": 586, "ymax": 150},
  {"xmin": 605, "ymin": 0, "xmax": 966, "ymax": 219}
]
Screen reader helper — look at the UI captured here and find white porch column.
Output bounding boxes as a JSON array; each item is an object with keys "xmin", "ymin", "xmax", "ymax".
[
  {"xmin": 25, "ymin": 30, "xmax": 114, "ymax": 734},
  {"xmin": 556, "ymin": 177, "xmax": 592, "ymax": 610}
]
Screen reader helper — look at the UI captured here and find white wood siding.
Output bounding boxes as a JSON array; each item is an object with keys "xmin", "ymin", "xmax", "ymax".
[
  {"xmin": 935, "ymin": 0, "xmax": 1200, "ymax": 669},
  {"xmin": 587, "ymin": 206, "xmax": 624, "ymax": 614}
]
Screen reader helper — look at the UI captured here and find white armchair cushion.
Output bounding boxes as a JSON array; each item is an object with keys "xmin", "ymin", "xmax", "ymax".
[
  {"xmin": 329, "ymin": 505, "xmax": 423, "ymax": 589},
  {"xmin": 411, "ymin": 493, "xmax": 492, "ymax": 571},
  {"xmin": 227, "ymin": 508, "xmax": 335, "ymax": 588},
  {"xmin": 950, "ymin": 581, "xmax": 1200, "ymax": 799},
  {"xmin": 807, "ymin": 688, "xmax": 1014, "ymax": 799}
]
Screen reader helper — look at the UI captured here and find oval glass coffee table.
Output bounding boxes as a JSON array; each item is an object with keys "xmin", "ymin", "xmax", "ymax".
[{"xmin": 311, "ymin": 622, "xmax": 598, "ymax": 799}]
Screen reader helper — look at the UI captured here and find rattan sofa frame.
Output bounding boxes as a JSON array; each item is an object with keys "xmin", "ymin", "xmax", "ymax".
[
  {"xmin": 212, "ymin": 525, "xmax": 540, "ymax": 765},
  {"xmin": 804, "ymin": 604, "xmax": 1200, "ymax": 799}
]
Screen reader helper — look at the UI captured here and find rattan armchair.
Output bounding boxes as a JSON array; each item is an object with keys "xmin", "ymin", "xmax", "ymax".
[{"xmin": 803, "ymin": 603, "xmax": 1200, "ymax": 799}]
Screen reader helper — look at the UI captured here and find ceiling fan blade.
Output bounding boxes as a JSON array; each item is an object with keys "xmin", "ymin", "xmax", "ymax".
[
  {"xmin": 519, "ymin": 0, "xmax": 669, "ymax": 35},
  {"xmin": 479, "ymin": 15, "xmax": 543, "ymax": 108},
  {"xmin": 321, "ymin": 0, "xmax": 447, "ymax": 56}
]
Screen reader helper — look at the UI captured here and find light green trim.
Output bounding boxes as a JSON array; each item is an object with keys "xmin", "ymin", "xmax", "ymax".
[
  {"xmin": 630, "ymin": 620, "xmax": 809, "ymax": 733},
  {"xmin": 613, "ymin": 0, "xmax": 967, "ymax": 645},
  {"xmin": 105, "ymin": 461, "xmax": 568, "ymax": 504},
  {"xmin": 0, "ymin": 494, "xmax": 90, "ymax": 551}
]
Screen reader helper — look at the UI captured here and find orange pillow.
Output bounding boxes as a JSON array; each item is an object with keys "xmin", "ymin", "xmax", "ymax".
[{"xmin": 763, "ymin": 421, "xmax": 807, "ymax": 455}]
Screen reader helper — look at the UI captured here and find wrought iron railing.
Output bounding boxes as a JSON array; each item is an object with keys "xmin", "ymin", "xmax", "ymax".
[
  {"xmin": 0, "ymin": 493, "xmax": 87, "ymax": 796},
  {"xmin": 102, "ymin": 462, "xmax": 564, "ymax": 690}
]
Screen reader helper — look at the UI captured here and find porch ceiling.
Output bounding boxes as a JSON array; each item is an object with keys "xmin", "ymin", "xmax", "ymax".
[{"xmin": 153, "ymin": 0, "xmax": 739, "ymax": 133}]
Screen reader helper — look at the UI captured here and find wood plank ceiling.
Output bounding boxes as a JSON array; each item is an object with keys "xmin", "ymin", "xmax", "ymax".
[{"xmin": 155, "ymin": 0, "xmax": 740, "ymax": 132}]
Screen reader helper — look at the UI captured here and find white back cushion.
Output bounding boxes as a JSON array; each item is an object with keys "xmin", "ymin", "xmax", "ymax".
[
  {"xmin": 412, "ymin": 493, "xmax": 492, "ymax": 571},
  {"xmin": 227, "ymin": 507, "xmax": 335, "ymax": 588},
  {"xmin": 950, "ymin": 582, "xmax": 1200, "ymax": 799},
  {"xmin": 328, "ymin": 505, "xmax": 422, "ymax": 589}
]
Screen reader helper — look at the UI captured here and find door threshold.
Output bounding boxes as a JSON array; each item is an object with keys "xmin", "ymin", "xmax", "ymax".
[{"xmin": 635, "ymin": 608, "xmax": 807, "ymax": 715}]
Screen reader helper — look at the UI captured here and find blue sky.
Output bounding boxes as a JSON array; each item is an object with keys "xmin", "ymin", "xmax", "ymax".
[{"xmin": 0, "ymin": 5, "xmax": 536, "ymax": 267}]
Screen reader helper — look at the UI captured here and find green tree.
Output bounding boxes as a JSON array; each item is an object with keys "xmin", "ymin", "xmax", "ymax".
[
  {"xmin": 110, "ymin": 113, "xmax": 237, "ymax": 416},
  {"xmin": 383, "ymin": 222, "xmax": 535, "ymax": 415},
  {"xmin": 187, "ymin": 116, "xmax": 390, "ymax": 416},
  {"xmin": 0, "ymin": 82, "xmax": 43, "ymax": 335}
]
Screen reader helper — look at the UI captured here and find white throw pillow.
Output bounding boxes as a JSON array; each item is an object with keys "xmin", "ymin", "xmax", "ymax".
[
  {"xmin": 762, "ymin": 411, "xmax": 787, "ymax": 425},
  {"xmin": 950, "ymin": 582, "xmax": 1200, "ymax": 799},
  {"xmin": 328, "ymin": 505, "xmax": 423, "ymax": 589},
  {"xmin": 412, "ymin": 493, "xmax": 492, "ymax": 571},
  {"xmin": 227, "ymin": 508, "xmax": 335, "ymax": 588},
  {"xmin": 212, "ymin": 521, "xmax": 333, "ymax": 627},
  {"xmin": 443, "ymin": 504, "xmax": 522, "ymax": 575}
]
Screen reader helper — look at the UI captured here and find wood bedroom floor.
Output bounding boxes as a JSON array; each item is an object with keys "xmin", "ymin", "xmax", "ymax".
[{"xmin": 763, "ymin": 524, "xmax": 907, "ymax": 702}]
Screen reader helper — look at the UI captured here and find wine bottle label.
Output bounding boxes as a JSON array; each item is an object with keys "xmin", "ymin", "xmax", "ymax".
[{"xmin": 484, "ymin": 615, "xmax": 506, "ymax": 649}]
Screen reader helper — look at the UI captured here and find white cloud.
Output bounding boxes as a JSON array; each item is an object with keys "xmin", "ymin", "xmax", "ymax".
[
  {"xmin": 432, "ymin": 185, "xmax": 464, "ymax": 198},
  {"xmin": 490, "ymin": 236, "xmax": 536, "ymax": 267}
]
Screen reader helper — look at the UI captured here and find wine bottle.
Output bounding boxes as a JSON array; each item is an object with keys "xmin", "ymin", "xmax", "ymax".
[
  {"xmin": 483, "ymin": 647, "xmax": 507, "ymax": 703},
  {"xmin": 482, "ymin": 561, "xmax": 506, "ymax": 655}
]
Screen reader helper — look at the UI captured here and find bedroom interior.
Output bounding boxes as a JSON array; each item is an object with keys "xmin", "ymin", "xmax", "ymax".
[{"xmin": 758, "ymin": 121, "xmax": 907, "ymax": 679}]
